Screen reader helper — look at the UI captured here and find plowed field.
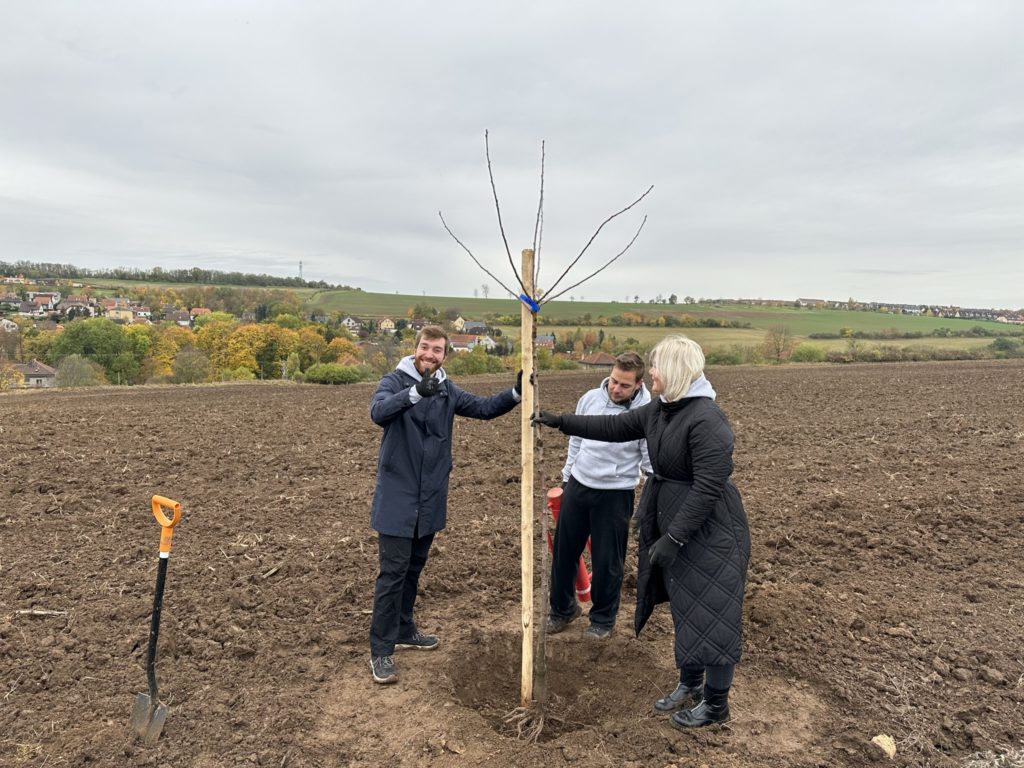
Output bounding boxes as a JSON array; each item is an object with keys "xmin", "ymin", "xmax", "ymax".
[{"xmin": 2, "ymin": 361, "xmax": 1023, "ymax": 767}]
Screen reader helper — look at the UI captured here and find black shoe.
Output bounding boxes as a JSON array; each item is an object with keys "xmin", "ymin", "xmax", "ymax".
[
  {"xmin": 583, "ymin": 625, "xmax": 612, "ymax": 641},
  {"xmin": 546, "ymin": 604, "xmax": 582, "ymax": 634},
  {"xmin": 654, "ymin": 682, "xmax": 702, "ymax": 712},
  {"xmin": 370, "ymin": 655, "xmax": 398, "ymax": 684},
  {"xmin": 395, "ymin": 632, "xmax": 439, "ymax": 651},
  {"xmin": 670, "ymin": 686, "xmax": 730, "ymax": 728}
]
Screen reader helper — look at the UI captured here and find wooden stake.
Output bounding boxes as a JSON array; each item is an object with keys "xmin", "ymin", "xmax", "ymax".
[{"xmin": 519, "ymin": 247, "xmax": 536, "ymax": 708}]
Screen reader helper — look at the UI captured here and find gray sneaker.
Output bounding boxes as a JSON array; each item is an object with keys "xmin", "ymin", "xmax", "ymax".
[
  {"xmin": 395, "ymin": 632, "xmax": 439, "ymax": 651},
  {"xmin": 583, "ymin": 625, "xmax": 612, "ymax": 640},
  {"xmin": 370, "ymin": 655, "xmax": 398, "ymax": 684},
  {"xmin": 546, "ymin": 604, "xmax": 583, "ymax": 634}
]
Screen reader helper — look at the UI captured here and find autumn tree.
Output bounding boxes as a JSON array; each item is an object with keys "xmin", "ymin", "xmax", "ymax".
[
  {"xmin": 0, "ymin": 359, "xmax": 23, "ymax": 390},
  {"xmin": 327, "ymin": 335, "xmax": 361, "ymax": 364},
  {"xmin": 147, "ymin": 324, "xmax": 197, "ymax": 382},
  {"xmin": 225, "ymin": 324, "xmax": 300, "ymax": 378},
  {"xmin": 195, "ymin": 319, "xmax": 238, "ymax": 374},
  {"xmin": 297, "ymin": 327, "xmax": 329, "ymax": 369},
  {"xmin": 22, "ymin": 329, "xmax": 59, "ymax": 365},
  {"xmin": 192, "ymin": 311, "xmax": 236, "ymax": 330},
  {"xmin": 763, "ymin": 325, "xmax": 796, "ymax": 363}
]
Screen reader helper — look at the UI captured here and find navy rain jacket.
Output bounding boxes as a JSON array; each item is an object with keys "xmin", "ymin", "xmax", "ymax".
[{"xmin": 369, "ymin": 356, "xmax": 519, "ymax": 537}]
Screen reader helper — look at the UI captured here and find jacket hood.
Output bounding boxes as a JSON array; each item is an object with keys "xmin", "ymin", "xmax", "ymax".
[
  {"xmin": 397, "ymin": 355, "xmax": 447, "ymax": 383},
  {"xmin": 660, "ymin": 372, "xmax": 716, "ymax": 402}
]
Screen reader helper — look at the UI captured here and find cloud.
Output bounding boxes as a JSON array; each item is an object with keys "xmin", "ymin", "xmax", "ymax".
[{"xmin": 1, "ymin": 2, "xmax": 1023, "ymax": 309}]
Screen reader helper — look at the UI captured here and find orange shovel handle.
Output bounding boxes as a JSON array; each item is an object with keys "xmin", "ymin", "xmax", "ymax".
[{"xmin": 151, "ymin": 496, "xmax": 182, "ymax": 555}]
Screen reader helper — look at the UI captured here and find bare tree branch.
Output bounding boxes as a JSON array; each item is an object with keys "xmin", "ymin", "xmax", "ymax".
[
  {"xmin": 438, "ymin": 211, "xmax": 520, "ymax": 300},
  {"xmin": 486, "ymin": 130, "xmax": 526, "ymax": 294},
  {"xmin": 541, "ymin": 215, "xmax": 648, "ymax": 304},
  {"xmin": 540, "ymin": 185, "xmax": 653, "ymax": 302},
  {"xmin": 532, "ymin": 140, "xmax": 546, "ymax": 289}
]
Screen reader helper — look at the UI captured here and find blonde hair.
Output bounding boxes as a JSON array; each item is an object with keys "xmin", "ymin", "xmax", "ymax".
[{"xmin": 650, "ymin": 335, "xmax": 705, "ymax": 401}]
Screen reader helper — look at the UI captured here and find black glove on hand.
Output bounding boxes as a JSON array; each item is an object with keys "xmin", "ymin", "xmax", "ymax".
[
  {"xmin": 514, "ymin": 370, "xmax": 536, "ymax": 396},
  {"xmin": 531, "ymin": 411, "xmax": 562, "ymax": 429},
  {"xmin": 649, "ymin": 534, "xmax": 682, "ymax": 568},
  {"xmin": 415, "ymin": 375, "xmax": 440, "ymax": 398}
]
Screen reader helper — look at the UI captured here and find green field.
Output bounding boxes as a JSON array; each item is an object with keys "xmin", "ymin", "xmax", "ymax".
[
  {"xmin": 500, "ymin": 325, "xmax": 1002, "ymax": 354},
  {"xmin": 306, "ymin": 289, "xmax": 1013, "ymax": 340},
  {"xmin": 57, "ymin": 280, "xmax": 1016, "ymax": 356}
]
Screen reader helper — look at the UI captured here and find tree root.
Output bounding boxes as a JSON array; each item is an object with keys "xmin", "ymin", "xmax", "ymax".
[{"xmin": 501, "ymin": 706, "xmax": 545, "ymax": 743}]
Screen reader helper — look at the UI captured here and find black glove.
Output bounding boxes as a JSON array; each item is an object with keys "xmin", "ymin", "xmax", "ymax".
[
  {"xmin": 531, "ymin": 411, "xmax": 562, "ymax": 429},
  {"xmin": 415, "ymin": 375, "xmax": 440, "ymax": 398},
  {"xmin": 649, "ymin": 534, "xmax": 682, "ymax": 568},
  {"xmin": 513, "ymin": 370, "xmax": 535, "ymax": 396}
]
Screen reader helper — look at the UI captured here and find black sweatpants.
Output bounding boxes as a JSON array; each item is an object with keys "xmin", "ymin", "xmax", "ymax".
[
  {"xmin": 549, "ymin": 477, "xmax": 634, "ymax": 629},
  {"xmin": 369, "ymin": 532, "xmax": 434, "ymax": 657}
]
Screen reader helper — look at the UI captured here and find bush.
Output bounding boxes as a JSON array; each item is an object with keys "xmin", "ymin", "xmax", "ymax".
[
  {"xmin": 790, "ymin": 344, "xmax": 826, "ymax": 363},
  {"xmin": 56, "ymin": 354, "xmax": 108, "ymax": 387},
  {"xmin": 705, "ymin": 348, "xmax": 743, "ymax": 366},
  {"xmin": 705, "ymin": 344, "xmax": 764, "ymax": 366},
  {"xmin": 171, "ymin": 346, "xmax": 212, "ymax": 384},
  {"xmin": 548, "ymin": 356, "xmax": 580, "ymax": 371},
  {"xmin": 305, "ymin": 363, "xmax": 372, "ymax": 384},
  {"xmin": 990, "ymin": 337, "xmax": 1024, "ymax": 358},
  {"xmin": 222, "ymin": 366, "xmax": 257, "ymax": 381}
]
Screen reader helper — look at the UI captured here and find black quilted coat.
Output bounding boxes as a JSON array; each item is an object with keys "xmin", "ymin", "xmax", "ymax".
[{"xmin": 555, "ymin": 395, "xmax": 750, "ymax": 667}]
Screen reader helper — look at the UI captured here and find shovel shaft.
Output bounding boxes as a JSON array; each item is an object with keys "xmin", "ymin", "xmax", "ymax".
[{"xmin": 145, "ymin": 556, "xmax": 169, "ymax": 703}]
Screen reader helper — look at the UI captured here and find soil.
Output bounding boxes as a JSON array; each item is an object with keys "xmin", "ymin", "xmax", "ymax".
[{"xmin": 2, "ymin": 360, "xmax": 1023, "ymax": 768}]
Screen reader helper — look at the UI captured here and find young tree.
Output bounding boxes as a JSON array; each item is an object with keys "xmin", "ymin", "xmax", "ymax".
[{"xmin": 763, "ymin": 325, "xmax": 796, "ymax": 363}]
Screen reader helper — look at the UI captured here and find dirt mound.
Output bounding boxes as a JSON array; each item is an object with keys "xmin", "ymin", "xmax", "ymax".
[{"xmin": 2, "ymin": 361, "xmax": 1023, "ymax": 767}]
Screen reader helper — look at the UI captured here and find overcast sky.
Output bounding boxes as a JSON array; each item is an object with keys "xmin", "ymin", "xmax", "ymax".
[{"xmin": 2, "ymin": 2, "xmax": 1023, "ymax": 309}]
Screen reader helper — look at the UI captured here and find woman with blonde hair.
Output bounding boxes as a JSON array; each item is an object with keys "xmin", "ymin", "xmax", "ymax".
[{"xmin": 533, "ymin": 335, "xmax": 750, "ymax": 729}]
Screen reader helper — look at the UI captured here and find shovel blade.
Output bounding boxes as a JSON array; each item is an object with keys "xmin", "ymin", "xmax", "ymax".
[{"xmin": 130, "ymin": 693, "xmax": 169, "ymax": 744}]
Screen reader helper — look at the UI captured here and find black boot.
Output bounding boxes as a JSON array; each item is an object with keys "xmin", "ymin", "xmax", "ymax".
[
  {"xmin": 654, "ymin": 668, "xmax": 703, "ymax": 712},
  {"xmin": 670, "ymin": 685, "xmax": 730, "ymax": 728}
]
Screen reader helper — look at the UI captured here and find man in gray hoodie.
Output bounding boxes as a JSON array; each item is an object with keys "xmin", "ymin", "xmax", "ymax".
[{"xmin": 546, "ymin": 351, "xmax": 653, "ymax": 639}]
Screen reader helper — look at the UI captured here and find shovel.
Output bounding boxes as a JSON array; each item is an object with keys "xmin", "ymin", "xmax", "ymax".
[{"xmin": 129, "ymin": 495, "xmax": 182, "ymax": 744}]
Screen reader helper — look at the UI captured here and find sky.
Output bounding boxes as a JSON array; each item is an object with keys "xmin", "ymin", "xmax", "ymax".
[{"xmin": 2, "ymin": 2, "xmax": 1023, "ymax": 310}]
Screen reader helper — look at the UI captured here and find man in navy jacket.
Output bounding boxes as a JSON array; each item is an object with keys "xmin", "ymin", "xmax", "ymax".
[{"xmin": 368, "ymin": 325, "xmax": 522, "ymax": 684}]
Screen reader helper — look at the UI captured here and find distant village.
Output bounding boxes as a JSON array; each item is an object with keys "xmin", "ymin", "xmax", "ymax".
[{"xmin": 1, "ymin": 273, "xmax": 1022, "ymax": 389}]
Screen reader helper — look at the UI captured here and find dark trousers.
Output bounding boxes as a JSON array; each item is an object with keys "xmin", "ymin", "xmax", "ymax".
[
  {"xmin": 549, "ymin": 477, "xmax": 634, "ymax": 629},
  {"xmin": 369, "ymin": 532, "xmax": 434, "ymax": 657}
]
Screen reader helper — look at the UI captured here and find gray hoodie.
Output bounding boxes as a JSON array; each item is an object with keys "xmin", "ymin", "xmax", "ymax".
[{"xmin": 563, "ymin": 377, "xmax": 654, "ymax": 490}]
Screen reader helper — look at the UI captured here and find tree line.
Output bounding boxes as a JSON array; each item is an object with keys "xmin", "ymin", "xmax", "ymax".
[{"xmin": 0, "ymin": 260, "xmax": 351, "ymax": 290}]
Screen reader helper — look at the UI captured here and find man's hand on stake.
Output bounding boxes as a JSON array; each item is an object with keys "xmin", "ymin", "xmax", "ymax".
[{"xmin": 514, "ymin": 370, "xmax": 537, "ymax": 396}]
